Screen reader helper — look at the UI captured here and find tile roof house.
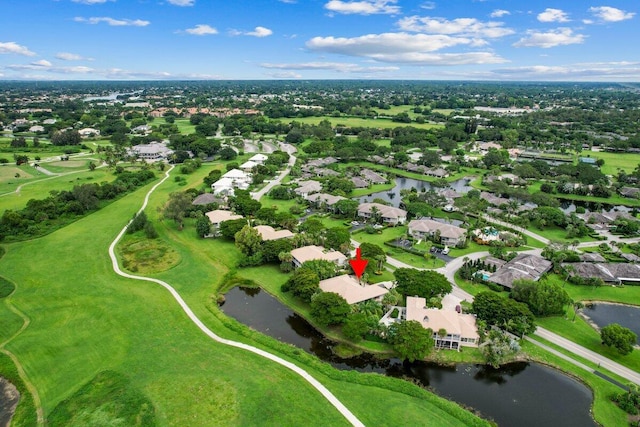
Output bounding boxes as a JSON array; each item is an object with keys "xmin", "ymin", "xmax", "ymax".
[
  {"xmin": 294, "ymin": 180, "xmax": 322, "ymax": 198},
  {"xmin": 579, "ymin": 252, "xmax": 606, "ymax": 263},
  {"xmin": 408, "ymin": 219, "xmax": 467, "ymax": 246},
  {"xmin": 357, "ymin": 203, "xmax": 407, "ymax": 225},
  {"xmin": 253, "ymin": 225, "xmax": 294, "ymax": 241},
  {"xmin": 240, "ymin": 160, "xmax": 258, "ymax": 172},
  {"xmin": 361, "ymin": 169, "xmax": 387, "ymax": 184},
  {"xmin": 562, "ymin": 262, "xmax": 640, "ymax": 283},
  {"xmin": 319, "ymin": 274, "xmax": 389, "ymax": 305},
  {"xmin": 351, "ymin": 177, "xmax": 369, "ymax": 189},
  {"xmin": 405, "ymin": 296, "xmax": 479, "ymax": 350},
  {"xmin": 618, "ymin": 187, "xmax": 640, "ymax": 199},
  {"xmin": 129, "ymin": 141, "xmax": 174, "ymax": 162},
  {"xmin": 305, "ymin": 193, "xmax": 346, "ymax": 210},
  {"xmin": 192, "ymin": 193, "xmax": 224, "ymax": 206},
  {"xmin": 488, "ymin": 253, "xmax": 552, "ymax": 289},
  {"xmin": 290, "ymin": 245, "xmax": 347, "ymax": 268},
  {"xmin": 205, "ymin": 210, "xmax": 243, "ymax": 235}
]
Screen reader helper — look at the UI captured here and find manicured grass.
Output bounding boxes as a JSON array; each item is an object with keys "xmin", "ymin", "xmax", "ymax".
[
  {"xmin": 351, "ymin": 181, "xmax": 395, "ymax": 198},
  {"xmin": 0, "ymin": 162, "xmax": 487, "ymax": 426},
  {"xmin": 581, "ymin": 150, "xmax": 640, "ymax": 175},
  {"xmin": 0, "ymin": 168, "xmax": 116, "ymax": 212},
  {"xmin": 280, "ymin": 115, "xmax": 444, "ymax": 130},
  {"xmin": 454, "ymin": 273, "xmax": 510, "ymax": 298},
  {"xmin": 447, "ymin": 241, "xmax": 489, "ymax": 258},
  {"xmin": 536, "ymin": 312, "xmax": 640, "ymax": 373},
  {"xmin": 0, "ymin": 352, "xmax": 37, "ymax": 427},
  {"xmin": 152, "ymin": 118, "xmax": 197, "ymax": 135},
  {"xmin": 544, "ymin": 273, "xmax": 640, "ymax": 304}
]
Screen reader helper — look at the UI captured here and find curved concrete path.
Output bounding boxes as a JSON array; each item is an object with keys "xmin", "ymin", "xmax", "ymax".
[{"xmin": 109, "ymin": 165, "xmax": 364, "ymax": 427}]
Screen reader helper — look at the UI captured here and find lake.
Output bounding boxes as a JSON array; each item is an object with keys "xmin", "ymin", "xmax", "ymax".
[
  {"xmin": 584, "ymin": 302, "xmax": 640, "ymax": 344},
  {"xmin": 220, "ymin": 286, "xmax": 595, "ymax": 427},
  {"xmin": 356, "ymin": 177, "xmax": 473, "ymax": 207}
]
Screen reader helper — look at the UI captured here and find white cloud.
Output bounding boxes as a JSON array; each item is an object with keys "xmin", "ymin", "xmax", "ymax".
[
  {"xmin": 185, "ymin": 24, "xmax": 218, "ymax": 35},
  {"xmin": 492, "ymin": 62, "xmax": 640, "ymax": 81},
  {"xmin": 0, "ymin": 41, "xmax": 36, "ymax": 56},
  {"xmin": 56, "ymin": 52, "xmax": 90, "ymax": 61},
  {"xmin": 32, "ymin": 59, "xmax": 52, "ymax": 67},
  {"xmin": 278, "ymin": 0, "xmax": 297, "ymax": 3},
  {"xmin": 582, "ymin": 19, "xmax": 594, "ymax": 25},
  {"xmin": 72, "ymin": 0, "xmax": 113, "ymax": 4},
  {"xmin": 260, "ymin": 61, "xmax": 398, "ymax": 73},
  {"xmin": 420, "ymin": 2, "xmax": 436, "ymax": 10},
  {"xmin": 513, "ymin": 28, "xmax": 585, "ymax": 48},
  {"xmin": 306, "ymin": 33, "xmax": 506, "ymax": 64},
  {"xmin": 537, "ymin": 8, "xmax": 570, "ymax": 23},
  {"xmin": 397, "ymin": 16, "xmax": 514, "ymax": 38},
  {"xmin": 324, "ymin": 0, "xmax": 400, "ymax": 16},
  {"xmin": 265, "ymin": 71, "xmax": 302, "ymax": 79},
  {"xmin": 247, "ymin": 26, "xmax": 273, "ymax": 37},
  {"xmin": 167, "ymin": 0, "xmax": 195, "ymax": 6},
  {"xmin": 588, "ymin": 6, "xmax": 635, "ymax": 22},
  {"xmin": 490, "ymin": 9, "xmax": 510, "ymax": 18},
  {"xmin": 74, "ymin": 17, "xmax": 150, "ymax": 26},
  {"xmin": 229, "ymin": 26, "xmax": 273, "ymax": 37}
]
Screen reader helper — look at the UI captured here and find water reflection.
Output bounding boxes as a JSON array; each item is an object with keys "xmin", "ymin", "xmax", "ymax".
[
  {"xmin": 221, "ymin": 287, "xmax": 595, "ymax": 427},
  {"xmin": 584, "ymin": 303, "xmax": 640, "ymax": 344}
]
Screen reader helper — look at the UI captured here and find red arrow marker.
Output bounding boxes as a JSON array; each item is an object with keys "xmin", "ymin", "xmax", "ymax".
[{"xmin": 349, "ymin": 247, "xmax": 369, "ymax": 280}]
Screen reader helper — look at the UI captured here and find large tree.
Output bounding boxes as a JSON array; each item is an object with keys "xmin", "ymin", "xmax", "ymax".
[
  {"xmin": 310, "ymin": 292, "xmax": 351, "ymax": 326},
  {"xmin": 387, "ymin": 320, "xmax": 434, "ymax": 362},
  {"xmin": 511, "ymin": 279, "xmax": 572, "ymax": 316},
  {"xmin": 601, "ymin": 323, "xmax": 637, "ymax": 355},
  {"xmin": 394, "ymin": 268, "xmax": 451, "ymax": 300},
  {"xmin": 219, "ymin": 218, "xmax": 247, "ymax": 240},
  {"xmin": 234, "ymin": 225, "xmax": 262, "ymax": 256},
  {"xmin": 159, "ymin": 191, "xmax": 192, "ymax": 229},
  {"xmin": 285, "ymin": 267, "xmax": 320, "ymax": 302},
  {"xmin": 324, "ymin": 227, "xmax": 350, "ymax": 252},
  {"xmin": 472, "ymin": 291, "xmax": 536, "ymax": 336}
]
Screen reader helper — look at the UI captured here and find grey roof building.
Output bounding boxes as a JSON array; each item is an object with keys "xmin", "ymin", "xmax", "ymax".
[{"xmin": 488, "ymin": 253, "xmax": 552, "ymax": 289}]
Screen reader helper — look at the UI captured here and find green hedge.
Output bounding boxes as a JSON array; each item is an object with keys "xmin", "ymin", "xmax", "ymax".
[{"xmin": 0, "ymin": 276, "xmax": 16, "ymax": 299}]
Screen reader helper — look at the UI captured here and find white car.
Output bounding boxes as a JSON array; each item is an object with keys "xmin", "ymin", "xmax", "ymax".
[
  {"xmin": 351, "ymin": 221, "xmax": 359, "ymax": 226},
  {"xmin": 442, "ymin": 246, "xmax": 450, "ymax": 255}
]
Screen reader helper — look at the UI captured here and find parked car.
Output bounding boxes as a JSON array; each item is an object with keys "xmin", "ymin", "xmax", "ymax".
[
  {"xmin": 442, "ymin": 246, "xmax": 450, "ymax": 255},
  {"xmin": 351, "ymin": 221, "xmax": 359, "ymax": 226}
]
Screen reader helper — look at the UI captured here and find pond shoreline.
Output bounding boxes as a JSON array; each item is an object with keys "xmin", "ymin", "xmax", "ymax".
[{"xmin": 0, "ymin": 376, "xmax": 20, "ymax": 427}]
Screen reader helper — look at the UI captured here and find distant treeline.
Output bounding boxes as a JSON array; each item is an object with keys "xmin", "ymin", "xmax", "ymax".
[{"xmin": 0, "ymin": 169, "xmax": 156, "ymax": 241}]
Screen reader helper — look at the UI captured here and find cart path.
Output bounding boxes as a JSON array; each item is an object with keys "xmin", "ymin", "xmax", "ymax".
[{"xmin": 109, "ymin": 165, "xmax": 364, "ymax": 427}]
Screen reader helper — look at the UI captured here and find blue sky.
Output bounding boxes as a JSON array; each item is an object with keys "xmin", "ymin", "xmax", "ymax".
[{"xmin": 0, "ymin": 0, "xmax": 638, "ymax": 81}]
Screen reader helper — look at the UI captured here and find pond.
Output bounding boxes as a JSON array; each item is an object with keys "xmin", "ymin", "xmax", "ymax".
[
  {"xmin": 356, "ymin": 177, "xmax": 473, "ymax": 207},
  {"xmin": 220, "ymin": 287, "xmax": 595, "ymax": 427},
  {"xmin": 559, "ymin": 200, "xmax": 631, "ymax": 215},
  {"xmin": 583, "ymin": 302, "xmax": 640, "ymax": 344}
]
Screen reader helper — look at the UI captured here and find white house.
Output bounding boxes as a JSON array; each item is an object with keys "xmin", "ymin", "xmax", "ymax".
[
  {"xmin": 294, "ymin": 180, "xmax": 322, "ymax": 198},
  {"xmin": 249, "ymin": 153, "xmax": 268, "ymax": 164},
  {"xmin": 405, "ymin": 296, "xmax": 479, "ymax": 350},
  {"xmin": 253, "ymin": 225, "xmax": 294, "ymax": 241},
  {"xmin": 291, "ymin": 245, "xmax": 347, "ymax": 268},
  {"xmin": 211, "ymin": 169, "xmax": 252, "ymax": 196},
  {"xmin": 129, "ymin": 141, "xmax": 174, "ymax": 162},
  {"xmin": 318, "ymin": 274, "xmax": 389, "ymax": 305},
  {"xmin": 205, "ymin": 210, "xmax": 243, "ymax": 235},
  {"xmin": 357, "ymin": 203, "xmax": 407, "ymax": 225},
  {"xmin": 240, "ymin": 160, "xmax": 258, "ymax": 172},
  {"xmin": 78, "ymin": 127, "xmax": 101, "ymax": 137},
  {"xmin": 408, "ymin": 219, "xmax": 467, "ymax": 247}
]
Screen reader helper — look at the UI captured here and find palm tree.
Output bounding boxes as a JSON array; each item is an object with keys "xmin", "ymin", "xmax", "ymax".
[{"xmin": 572, "ymin": 301, "xmax": 584, "ymax": 322}]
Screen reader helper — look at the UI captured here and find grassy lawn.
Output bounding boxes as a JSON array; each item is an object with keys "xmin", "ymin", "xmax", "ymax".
[
  {"xmin": 454, "ymin": 273, "xmax": 510, "ymax": 298},
  {"xmin": 581, "ymin": 150, "xmax": 640, "ymax": 175},
  {"xmin": 544, "ymin": 274, "xmax": 640, "ymax": 305},
  {"xmin": 0, "ymin": 168, "xmax": 118, "ymax": 212},
  {"xmin": 351, "ymin": 181, "xmax": 395, "ymax": 198},
  {"xmin": 0, "ymin": 162, "xmax": 487, "ymax": 426},
  {"xmin": 280, "ymin": 115, "xmax": 444, "ymax": 130},
  {"xmin": 536, "ymin": 310, "xmax": 640, "ymax": 374},
  {"xmin": 152, "ymin": 118, "xmax": 197, "ymax": 135}
]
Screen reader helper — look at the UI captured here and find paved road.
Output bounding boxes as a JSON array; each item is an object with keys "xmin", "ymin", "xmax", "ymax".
[
  {"xmin": 352, "ymin": 236, "xmax": 640, "ymax": 386},
  {"xmin": 534, "ymin": 327, "xmax": 640, "ymax": 386},
  {"xmin": 482, "ymin": 215, "xmax": 551, "ymax": 245},
  {"xmin": 109, "ymin": 166, "xmax": 364, "ymax": 427},
  {"xmin": 251, "ymin": 142, "xmax": 297, "ymax": 201}
]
